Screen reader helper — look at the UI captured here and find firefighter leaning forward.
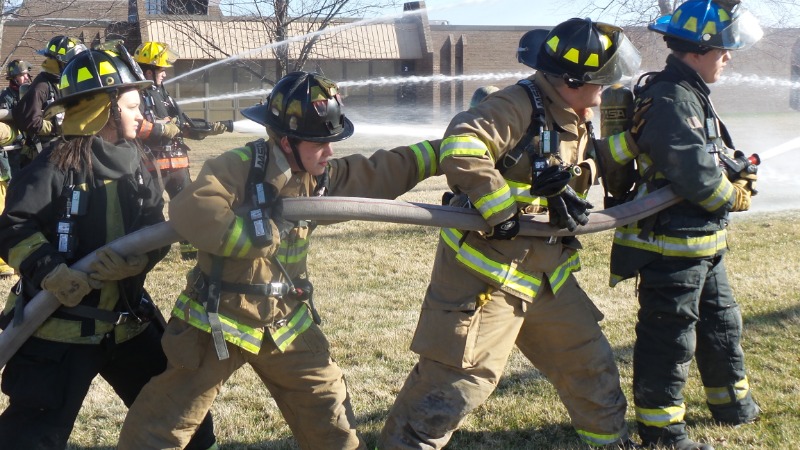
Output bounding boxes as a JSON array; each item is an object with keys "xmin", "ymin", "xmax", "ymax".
[
  {"xmin": 0, "ymin": 45, "xmax": 216, "ymax": 449},
  {"xmin": 379, "ymin": 18, "xmax": 642, "ymax": 450},
  {"xmin": 133, "ymin": 41, "xmax": 229, "ymax": 260},
  {"xmin": 118, "ymin": 71, "xmax": 443, "ymax": 450},
  {"xmin": 596, "ymin": 1, "xmax": 763, "ymax": 449}
]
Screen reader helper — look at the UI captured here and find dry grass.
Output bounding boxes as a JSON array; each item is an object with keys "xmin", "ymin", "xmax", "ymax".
[{"xmin": 0, "ymin": 132, "xmax": 798, "ymax": 449}]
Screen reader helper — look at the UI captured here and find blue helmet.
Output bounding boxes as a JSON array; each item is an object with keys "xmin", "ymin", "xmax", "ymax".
[{"xmin": 648, "ymin": 0, "xmax": 762, "ymax": 51}]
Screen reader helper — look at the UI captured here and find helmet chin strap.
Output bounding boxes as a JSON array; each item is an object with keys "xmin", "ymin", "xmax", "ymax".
[
  {"xmin": 289, "ymin": 139, "xmax": 307, "ymax": 172},
  {"xmin": 109, "ymin": 95, "xmax": 125, "ymax": 141}
]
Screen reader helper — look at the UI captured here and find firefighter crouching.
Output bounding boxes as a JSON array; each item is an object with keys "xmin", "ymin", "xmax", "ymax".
[
  {"xmin": 118, "ymin": 71, "xmax": 442, "ymax": 450},
  {"xmin": 0, "ymin": 44, "xmax": 217, "ymax": 450},
  {"xmin": 134, "ymin": 41, "xmax": 233, "ymax": 260}
]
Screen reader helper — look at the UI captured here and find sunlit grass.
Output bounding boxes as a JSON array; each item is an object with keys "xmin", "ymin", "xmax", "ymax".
[{"xmin": 0, "ymin": 134, "xmax": 796, "ymax": 449}]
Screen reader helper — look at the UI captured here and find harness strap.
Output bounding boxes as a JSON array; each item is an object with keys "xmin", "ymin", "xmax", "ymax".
[
  {"xmin": 193, "ymin": 272, "xmax": 291, "ymax": 297},
  {"xmin": 498, "ymin": 79, "xmax": 547, "ymax": 174},
  {"xmin": 206, "ymin": 255, "xmax": 230, "ymax": 360}
]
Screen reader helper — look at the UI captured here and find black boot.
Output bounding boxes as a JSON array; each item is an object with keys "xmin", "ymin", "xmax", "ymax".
[{"xmin": 643, "ymin": 437, "xmax": 714, "ymax": 450}]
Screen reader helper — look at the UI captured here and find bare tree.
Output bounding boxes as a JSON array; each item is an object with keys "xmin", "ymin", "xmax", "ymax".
[
  {"xmin": 163, "ymin": 0, "xmax": 402, "ymax": 85},
  {"xmin": 1, "ymin": 0, "xmax": 129, "ymax": 67}
]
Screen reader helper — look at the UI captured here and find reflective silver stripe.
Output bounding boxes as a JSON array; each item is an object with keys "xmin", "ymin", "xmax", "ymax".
[
  {"xmin": 548, "ymin": 252, "xmax": 581, "ymax": 294},
  {"xmin": 441, "ymin": 228, "xmax": 541, "ymax": 299},
  {"xmin": 271, "ymin": 305, "xmax": 313, "ymax": 352},
  {"xmin": 173, "ymin": 295, "xmax": 263, "ymax": 354},
  {"xmin": 473, "ymin": 184, "xmax": 515, "ymax": 219},
  {"xmin": 576, "ymin": 429, "xmax": 623, "ymax": 446},
  {"xmin": 410, "ymin": 140, "xmax": 437, "ymax": 181},
  {"xmin": 635, "ymin": 404, "xmax": 685, "ymax": 428},
  {"xmin": 613, "ymin": 226, "xmax": 727, "ymax": 258}
]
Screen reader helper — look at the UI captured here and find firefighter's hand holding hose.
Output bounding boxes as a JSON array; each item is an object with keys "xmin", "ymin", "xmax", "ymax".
[
  {"xmin": 41, "ymin": 263, "xmax": 103, "ymax": 307},
  {"xmin": 89, "ymin": 248, "xmax": 148, "ymax": 282},
  {"xmin": 530, "ymin": 165, "xmax": 593, "ymax": 232},
  {"xmin": 730, "ymin": 170, "xmax": 758, "ymax": 212}
]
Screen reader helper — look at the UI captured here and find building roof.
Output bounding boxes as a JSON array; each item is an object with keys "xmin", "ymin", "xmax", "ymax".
[{"xmin": 141, "ymin": 17, "xmax": 424, "ymax": 60}]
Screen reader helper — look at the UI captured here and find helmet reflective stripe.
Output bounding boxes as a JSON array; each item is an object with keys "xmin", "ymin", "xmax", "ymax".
[{"xmin": 518, "ymin": 18, "xmax": 641, "ymax": 86}]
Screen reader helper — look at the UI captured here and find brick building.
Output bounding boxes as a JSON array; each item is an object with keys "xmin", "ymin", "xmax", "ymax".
[{"xmin": 1, "ymin": 0, "xmax": 796, "ymax": 123}]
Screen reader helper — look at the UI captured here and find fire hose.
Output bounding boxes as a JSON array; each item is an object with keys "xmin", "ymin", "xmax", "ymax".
[{"xmin": 0, "ymin": 187, "xmax": 680, "ymax": 368}]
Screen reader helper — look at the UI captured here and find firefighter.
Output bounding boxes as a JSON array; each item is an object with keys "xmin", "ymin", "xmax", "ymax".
[
  {"xmin": 117, "ymin": 71, "xmax": 442, "ymax": 450},
  {"xmin": 0, "ymin": 60, "xmax": 28, "ymax": 277},
  {"xmin": 379, "ymin": 18, "xmax": 642, "ymax": 449},
  {"xmin": 133, "ymin": 41, "xmax": 230, "ymax": 260},
  {"xmin": 602, "ymin": 1, "xmax": 763, "ymax": 449},
  {"xmin": 13, "ymin": 36, "xmax": 86, "ymax": 168},
  {"xmin": 0, "ymin": 45, "xmax": 216, "ymax": 450},
  {"xmin": 0, "ymin": 59, "xmax": 32, "ymax": 179}
]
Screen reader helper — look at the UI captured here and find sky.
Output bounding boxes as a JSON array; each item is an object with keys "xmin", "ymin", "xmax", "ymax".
[{"xmin": 398, "ymin": 0, "xmax": 800, "ymax": 28}]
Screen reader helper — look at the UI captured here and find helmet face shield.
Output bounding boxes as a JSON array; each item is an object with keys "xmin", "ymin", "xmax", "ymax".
[
  {"xmin": 706, "ymin": 9, "xmax": 763, "ymax": 49},
  {"xmin": 583, "ymin": 31, "xmax": 641, "ymax": 85},
  {"xmin": 649, "ymin": 1, "xmax": 763, "ymax": 51},
  {"xmin": 517, "ymin": 18, "xmax": 640, "ymax": 87}
]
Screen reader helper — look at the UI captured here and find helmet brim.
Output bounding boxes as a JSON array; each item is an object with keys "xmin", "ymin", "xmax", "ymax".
[
  {"xmin": 240, "ymin": 103, "xmax": 355, "ymax": 143},
  {"xmin": 44, "ymin": 80, "xmax": 152, "ymax": 120}
]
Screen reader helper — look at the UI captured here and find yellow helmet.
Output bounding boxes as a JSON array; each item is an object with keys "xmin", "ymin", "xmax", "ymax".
[{"xmin": 133, "ymin": 41, "xmax": 176, "ymax": 68}]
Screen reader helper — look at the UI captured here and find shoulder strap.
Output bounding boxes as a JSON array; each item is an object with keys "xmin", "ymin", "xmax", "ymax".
[
  {"xmin": 497, "ymin": 79, "xmax": 548, "ymax": 174},
  {"xmin": 245, "ymin": 138, "xmax": 271, "ymax": 206}
]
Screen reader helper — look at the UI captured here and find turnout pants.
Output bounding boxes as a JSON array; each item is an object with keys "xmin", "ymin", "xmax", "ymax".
[
  {"xmin": 0, "ymin": 323, "xmax": 215, "ymax": 450},
  {"xmin": 379, "ymin": 244, "xmax": 628, "ymax": 449},
  {"xmin": 633, "ymin": 255, "xmax": 759, "ymax": 445},
  {"xmin": 118, "ymin": 318, "xmax": 364, "ymax": 450}
]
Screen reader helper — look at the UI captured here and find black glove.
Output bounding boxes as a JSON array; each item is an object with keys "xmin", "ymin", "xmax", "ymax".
[
  {"xmin": 486, "ymin": 213, "xmax": 520, "ymax": 240},
  {"xmin": 530, "ymin": 166, "xmax": 593, "ymax": 232}
]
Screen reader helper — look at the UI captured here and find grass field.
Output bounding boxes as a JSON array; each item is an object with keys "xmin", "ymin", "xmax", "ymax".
[{"xmin": 0, "ymin": 132, "xmax": 798, "ymax": 449}]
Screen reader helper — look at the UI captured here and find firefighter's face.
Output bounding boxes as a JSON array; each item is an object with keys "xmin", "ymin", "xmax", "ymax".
[
  {"xmin": 147, "ymin": 68, "xmax": 168, "ymax": 86},
  {"xmin": 691, "ymin": 48, "xmax": 731, "ymax": 84},
  {"xmin": 116, "ymin": 89, "xmax": 144, "ymax": 140},
  {"xmin": 12, "ymin": 73, "xmax": 30, "ymax": 86},
  {"xmin": 280, "ymin": 136, "xmax": 334, "ymax": 176},
  {"xmin": 559, "ymin": 82, "xmax": 603, "ymax": 112}
]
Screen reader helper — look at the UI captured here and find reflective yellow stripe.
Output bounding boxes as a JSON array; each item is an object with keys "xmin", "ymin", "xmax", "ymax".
[
  {"xmin": 608, "ymin": 132, "xmax": 637, "ymax": 165},
  {"xmin": 576, "ymin": 429, "xmax": 624, "ymax": 446},
  {"xmin": 441, "ymin": 228, "xmax": 541, "ymax": 299},
  {"xmin": 548, "ymin": 251, "xmax": 581, "ymax": 294},
  {"xmin": 636, "ymin": 403, "xmax": 686, "ymax": 427},
  {"xmin": 507, "ymin": 180, "xmax": 547, "ymax": 207},
  {"xmin": 410, "ymin": 140, "xmax": 437, "ymax": 181},
  {"xmin": 473, "ymin": 184, "xmax": 515, "ymax": 219},
  {"xmin": 271, "ymin": 305, "xmax": 313, "ymax": 352},
  {"xmin": 613, "ymin": 226, "xmax": 727, "ymax": 258},
  {"xmin": 173, "ymin": 294, "xmax": 264, "ymax": 354},
  {"xmin": 276, "ymin": 238, "xmax": 308, "ymax": 265},
  {"xmin": 705, "ymin": 377, "xmax": 750, "ymax": 405},
  {"xmin": 8, "ymin": 232, "xmax": 49, "ymax": 270},
  {"xmin": 223, "ymin": 216, "xmax": 253, "ymax": 258},
  {"xmin": 230, "ymin": 146, "xmax": 251, "ymax": 161},
  {"xmin": 440, "ymin": 135, "xmax": 493, "ymax": 162},
  {"xmin": 698, "ymin": 176, "xmax": 734, "ymax": 212}
]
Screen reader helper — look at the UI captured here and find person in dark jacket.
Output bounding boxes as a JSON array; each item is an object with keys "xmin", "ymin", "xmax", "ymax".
[
  {"xmin": 133, "ymin": 41, "xmax": 230, "ymax": 260},
  {"xmin": 0, "ymin": 59, "xmax": 32, "ymax": 179},
  {"xmin": 0, "ymin": 45, "xmax": 217, "ymax": 450},
  {"xmin": 604, "ymin": 2, "xmax": 763, "ymax": 449},
  {"xmin": 12, "ymin": 36, "xmax": 86, "ymax": 168}
]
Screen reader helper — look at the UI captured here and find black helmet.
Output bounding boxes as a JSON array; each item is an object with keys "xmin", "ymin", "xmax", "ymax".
[
  {"xmin": 518, "ymin": 18, "xmax": 641, "ymax": 88},
  {"xmin": 241, "ymin": 71, "xmax": 354, "ymax": 142},
  {"xmin": 6, "ymin": 60, "xmax": 32, "ymax": 79},
  {"xmin": 44, "ymin": 47, "xmax": 152, "ymax": 119},
  {"xmin": 37, "ymin": 36, "xmax": 86, "ymax": 64}
]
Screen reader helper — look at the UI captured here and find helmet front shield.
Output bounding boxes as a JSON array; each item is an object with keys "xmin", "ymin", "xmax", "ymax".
[
  {"xmin": 584, "ymin": 29, "xmax": 641, "ymax": 85},
  {"xmin": 705, "ymin": 9, "xmax": 763, "ymax": 49}
]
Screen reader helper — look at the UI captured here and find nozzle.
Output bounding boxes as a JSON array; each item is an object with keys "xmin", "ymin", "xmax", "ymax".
[{"xmin": 221, "ymin": 120, "xmax": 234, "ymax": 132}]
